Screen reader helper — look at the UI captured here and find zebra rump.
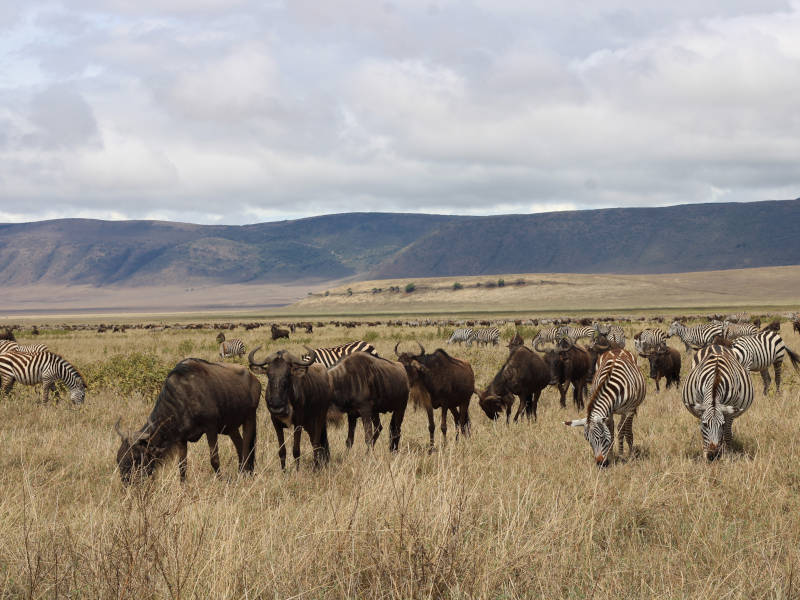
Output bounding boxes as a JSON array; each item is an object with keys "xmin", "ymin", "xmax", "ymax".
[{"xmin": 302, "ymin": 341, "xmax": 380, "ymax": 368}]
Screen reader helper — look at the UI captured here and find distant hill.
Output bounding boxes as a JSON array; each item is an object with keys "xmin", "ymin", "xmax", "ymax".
[{"xmin": 1, "ymin": 199, "xmax": 799, "ymax": 288}]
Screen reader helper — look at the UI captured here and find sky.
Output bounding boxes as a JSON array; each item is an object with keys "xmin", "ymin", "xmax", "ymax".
[{"xmin": 1, "ymin": 1, "xmax": 799, "ymax": 224}]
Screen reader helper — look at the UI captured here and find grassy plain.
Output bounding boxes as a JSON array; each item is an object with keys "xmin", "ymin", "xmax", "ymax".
[{"xmin": 2, "ymin": 317, "xmax": 800, "ymax": 598}]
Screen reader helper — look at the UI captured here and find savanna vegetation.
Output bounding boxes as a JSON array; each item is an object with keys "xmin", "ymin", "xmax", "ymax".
[{"xmin": 2, "ymin": 315, "xmax": 800, "ymax": 598}]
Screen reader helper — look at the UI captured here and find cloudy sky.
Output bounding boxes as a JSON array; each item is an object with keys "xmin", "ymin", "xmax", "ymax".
[{"xmin": 1, "ymin": 1, "xmax": 799, "ymax": 224}]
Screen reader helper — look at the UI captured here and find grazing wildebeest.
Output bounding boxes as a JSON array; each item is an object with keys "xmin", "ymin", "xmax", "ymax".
[
  {"xmin": 542, "ymin": 338, "xmax": 593, "ymax": 410},
  {"xmin": 642, "ymin": 343, "xmax": 681, "ymax": 391},
  {"xmin": 271, "ymin": 324, "xmax": 290, "ymax": 340},
  {"xmin": 394, "ymin": 341, "xmax": 474, "ymax": 449},
  {"xmin": 114, "ymin": 358, "xmax": 260, "ymax": 483},
  {"xmin": 477, "ymin": 345, "xmax": 549, "ymax": 422},
  {"xmin": 327, "ymin": 352, "xmax": 409, "ymax": 451},
  {"xmin": 248, "ymin": 346, "xmax": 332, "ymax": 470}
]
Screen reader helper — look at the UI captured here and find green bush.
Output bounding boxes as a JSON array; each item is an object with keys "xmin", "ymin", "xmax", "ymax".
[
  {"xmin": 84, "ymin": 352, "xmax": 172, "ymax": 398},
  {"xmin": 453, "ymin": 282, "xmax": 463, "ymax": 290},
  {"xmin": 363, "ymin": 330, "xmax": 379, "ymax": 343},
  {"xmin": 405, "ymin": 283, "xmax": 416, "ymax": 293},
  {"xmin": 497, "ymin": 278, "xmax": 505, "ymax": 287},
  {"xmin": 347, "ymin": 288, "xmax": 353, "ymax": 296}
]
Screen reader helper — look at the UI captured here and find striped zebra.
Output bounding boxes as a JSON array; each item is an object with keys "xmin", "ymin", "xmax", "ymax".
[
  {"xmin": 722, "ymin": 320, "xmax": 758, "ymax": 341},
  {"xmin": 0, "ymin": 340, "xmax": 17, "ymax": 354},
  {"xmin": 633, "ymin": 328, "xmax": 667, "ymax": 355},
  {"xmin": 0, "ymin": 350, "xmax": 86, "ymax": 405},
  {"xmin": 565, "ymin": 348, "xmax": 646, "ymax": 466},
  {"xmin": 668, "ymin": 320, "xmax": 723, "ymax": 353},
  {"xmin": 469, "ymin": 327, "xmax": 500, "ymax": 347},
  {"xmin": 14, "ymin": 343, "xmax": 48, "ymax": 354},
  {"xmin": 682, "ymin": 346, "xmax": 753, "ymax": 460},
  {"xmin": 557, "ymin": 326, "xmax": 595, "ymax": 344},
  {"xmin": 447, "ymin": 328, "xmax": 473, "ymax": 345},
  {"xmin": 532, "ymin": 326, "xmax": 562, "ymax": 351},
  {"xmin": 730, "ymin": 330, "xmax": 800, "ymax": 394},
  {"xmin": 216, "ymin": 333, "xmax": 246, "ymax": 359},
  {"xmin": 301, "ymin": 341, "xmax": 380, "ymax": 368},
  {"xmin": 593, "ymin": 323, "xmax": 626, "ymax": 348}
]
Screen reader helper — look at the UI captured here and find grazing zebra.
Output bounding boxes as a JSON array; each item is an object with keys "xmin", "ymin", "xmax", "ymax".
[
  {"xmin": 557, "ymin": 325, "xmax": 595, "ymax": 343},
  {"xmin": 216, "ymin": 333, "xmax": 246, "ymax": 359},
  {"xmin": 564, "ymin": 348, "xmax": 646, "ymax": 466},
  {"xmin": 0, "ymin": 350, "xmax": 86, "ymax": 404},
  {"xmin": 447, "ymin": 328, "xmax": 473, "ymax": 345},
  {"xmin": 593, "ymin": 323, "xmax": 626, "ymax": 348},
  {"xmin": 301, "ymin": 341, "xmax": 380, "ymax": 367},
  {"xmin": 532, "ymin": 326, "xmax": 562, "ymax": 351},
  {"xmin": 633, "ymin": 328, "xmax": 667, "ymax": 355},
  {"xmin": 682, "ymin": 346, "xmax": 753, "ymax": 460},
  {"xmin": 722, "ymin": 320, "xmax": 758, "ymax": 341},
  {"xmin": 469, "ymin": 327, "xmax": 500, "ymax": 347},
  {"xmin": 668, "ymin": 321, "xmax": 723, "ymax": 353},
  {"xmin": 730, "ymin": 330, "xmax": 800, "ymax": 394}
]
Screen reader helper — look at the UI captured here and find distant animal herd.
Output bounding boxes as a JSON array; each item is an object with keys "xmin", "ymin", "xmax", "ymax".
[{"xmin": 1, "ymin": 311, "xmax": 799, "ymax": 480}]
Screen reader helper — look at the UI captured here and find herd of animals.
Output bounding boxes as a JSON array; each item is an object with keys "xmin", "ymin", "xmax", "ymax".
[{"xmin": 1, "ymin": 312, "xmax": 799, "ymax": 480}]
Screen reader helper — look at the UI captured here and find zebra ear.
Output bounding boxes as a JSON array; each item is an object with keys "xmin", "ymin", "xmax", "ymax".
[{"xmin": 564, "ymin": 418, "xmax": 586, "ymax": 427}]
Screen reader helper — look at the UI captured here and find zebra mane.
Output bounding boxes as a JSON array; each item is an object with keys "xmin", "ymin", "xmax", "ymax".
[
  {"xmin": 584, "ymin": 351, "xmax": 620, "ymax": 421},
  {"xmin": 48, "ymin": 351, "xmax": 87, "ymax": 387}
]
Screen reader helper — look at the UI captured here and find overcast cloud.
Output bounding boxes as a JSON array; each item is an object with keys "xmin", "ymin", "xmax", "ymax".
[{"xmin": 1, "ymin": 0, "xmax": 799, "ymax": 224}]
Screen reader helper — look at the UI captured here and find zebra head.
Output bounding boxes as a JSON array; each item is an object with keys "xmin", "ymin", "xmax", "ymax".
[
  {"xmin": 565, "ymin": 416, "xmax": 613, "ymax": 467},
  {"xmin": 693, "ymin": 383, "xmax": 736, "ymax": 460},
  {"xmin": 70, "ymin": 381, "xmax": 86, "ymax": 405},
  {"xmin": 667, "ymin": 321, "xmax": 682, "ymax": 337}
]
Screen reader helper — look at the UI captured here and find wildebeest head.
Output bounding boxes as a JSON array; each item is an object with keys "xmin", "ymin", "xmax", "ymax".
[
  {"xmin": 394, "ymin": 341, "xmax": 427, "ymax": 384},
  {"xmin": 507, "ymin": 332, "xmax": 524, "ymax": 351},
  {"xmin": 115, "ymin": 419, "xmax": 158, "ymax": 484},
  {"xmin": 477, "ymin": 387, "xmax": 506, "ymax": 420},
  {"xmin": 647, "ymin": 343, "xmax": 669, "ymax": 378},
  {"xmin": 248, "ymin": 346, "xmax": 313, "ymax": 422}
]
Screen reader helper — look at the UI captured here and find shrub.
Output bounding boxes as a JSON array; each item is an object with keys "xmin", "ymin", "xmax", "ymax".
[
  {"xmin": 347, "ymin": 288, "xmax": 353, "ymax": 296},
  {"xmin": 453, "ymin": 282, "xmax": 463, "ymax": 291},
  {"xmin": 324, "ymin": 290, "xmax": 330, "ymax": 297},
  {"xmin": 497, "ymin": 278, "xmax": 505, "ymax": 287},
  {"xmin": 405, "ymin": 283, "xmax": 416, "ymax": 293},
  {"xmin": 84, "ymin": 352, "xmax": 172, "ymax": 397}
]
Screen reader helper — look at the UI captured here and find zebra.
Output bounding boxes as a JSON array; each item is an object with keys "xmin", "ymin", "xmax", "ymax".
[
  {"xmin": 447, "ymin": 328, "xmax": 473, "ymax": 345},
  {"xmin": 0, "ymin": 350, "xmax": 86, "ymax": 405},
  {"xmin": 532, "ymin": 326, "xmax": 562, "ymax": 351},
  {"xmin": 592, "ymin": 323, "xmax": 626, "ymax": 348},
  {"xmin": 726, "ymin": 312, "xmax": 750, "ymax": 323},
  {"xmin": 682, "ymin": 346, "xmax": 753, "ymax": 460},
  {"xmin": 216, "ymin": 333, "xmax": 245, "ymax": 359},
  {"xmin": 0, "ymin": 340, "xmax": 18, "ymax": 354},
  {"xmin": 564, "ymin": 348, "xmax": 646, "ymax": 466},
  {"xmin": 301, "ymin": 341, "xmax": 380, "ymax": 368},
  {"xmin": 668, "ymin": 320, "xmax": 723, "ymax": 353},
  {"xmin": 469, "ymin": 327, "xmax": 500, "ymax": 347},
  {"xmin": 557, "ymin": 326, "xmax": 595, "ymax": 344},
  {"xmin": 633, "ymin": 328, "xmax": 667, "ymax": 355},
  {"xmin": 13, "ymin": 343, "xmax": 48, "ymax": 354},
  {"xmin": 730, "ymin": 330, "xmax": 800, "ymax": 394},
  {"xmin": 722, "ymin": 320, "xmax": 758, "ymax": 341}
]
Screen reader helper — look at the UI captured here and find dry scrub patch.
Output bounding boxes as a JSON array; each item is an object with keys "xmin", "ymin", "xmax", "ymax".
[{"xmin": 1, "ymin": 321, "xmax": 800, "ymax": 598}]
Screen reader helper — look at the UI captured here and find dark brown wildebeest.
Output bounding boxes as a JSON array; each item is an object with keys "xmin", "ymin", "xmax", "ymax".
[
  {"xmin": 794, "ymin": 317, "xmax": 800, "ymax": 336},
  {"xmin": 507, "ymin": 332, "xmax": 524, "ymax": 352},
  {"xmin": 394, "ymin": 342, "xmax": 474, "ymax": 449},
  {"xmin": 0, "ymin": 328, "xmax": 15, "ymax": 342},
  {"xmin": 114, "ymin": 358, "xmax": 260, "ymax": 483},
  {"xmin": 271, "ymin": 324, "xmax": 290, "ymax": 340},
  {"xmin": 477, "ymin": 345, "xmax": 549, "ymax": 422},
  {"xmin": 542, "ymin": 338, "xmax": 593, "ymax": 410},
  {"xmin": 641, "ymin": 343, "xmax": 681, "ymax": 391},
  {"xmin": 761, "ymin": 319, "xmax": 781, "ymax": 333},
  {"xmin": 248, "ymin": 346, "xmax": 332, "ymax": 470},
  {"xmin": 327, "ymin": 352, "xmax": 408, "ymax": 451}
]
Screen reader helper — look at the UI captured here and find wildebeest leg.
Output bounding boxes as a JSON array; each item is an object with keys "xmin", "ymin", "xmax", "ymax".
[
  {"xmin": 389, "ymin": 406, "xmax": 405, "ymax": 452},
  {"xmin": 240, "ymin": 413, "xmax": 257, "ymax": 472},
  {"xmin": 360, "ymin": 410, "xmax": 375, "ymax": 448},
  {"xmin": 425, "ymin": 406, "xmax": 435, "ymax": 450},
  {"xmin": 345, "ymin": 413, "xmax": 358, "ymax": 449},
  {"xmin": 759, "ymin": 369, "xmax": 771, "ymax": 394},
  {"xmin": 557, "ymin": 383, "xmax": 567, "ymax": 408},
  {"xmin": 272, "ymin": 417, "xmax": 288, "ymax": 470},
  {"xmin": 371, "ymin": 413, "xmax": 382, "ymax": 444},
  {"xmin": 206, "ymin": 431, "xmax": 221, "ymax": 475},
  {"xmin": 309, "ymin": 416, "xmax": 328, "ymax": 468},
  {"xmin": 292, "ymin": 425, "xmax": 302, "ymax": 470},
  {"xmin": 654, "ymin": 375, "xmax": 660, "ymax": 392},
  {"xmin": 524, "ymin": 392, "xmax": 537, "ymax": 421},
  {"xmin": 456, "ymin": 405, "xmax": 470, "ymax": 437},
  {"xmin": 573, "ymin": 380, "xmax": 585, "ymax": 411},
  {"xmin": 440, "ymin": 407, "xmax": 448, "ymax": 444},
  {"xmin": 774, "ymin": 362, "xmax": 782, "ymax": 394},
  {"xmin": 177, "ymin": 440, "xmax": 188, "ymax": 481}
]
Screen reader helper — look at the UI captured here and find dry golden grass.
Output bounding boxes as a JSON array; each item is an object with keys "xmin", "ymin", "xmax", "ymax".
[{"xmin": 2, "ymin": 319, "xmax": 800, "ymax": 598}]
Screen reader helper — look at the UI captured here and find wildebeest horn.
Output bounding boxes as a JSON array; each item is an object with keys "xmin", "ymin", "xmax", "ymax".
[
  {"xmin": 248, "ymin": 345, "xmax": 267, "ymax": 366},
  {"xmin": 533, "ymin": 339, "xmax": 544, "ymax": 352},
  {"xmin": 415, "ymin": 340, "xmax": 425, "ymax": 356},
  {"xmin": 114, "ymin": 418, "xmax": 124, "ymax": 439},
  {"xmin": 394, "ymin": 341, "xmax": 402, "ymax": 356},
  {"xmin": 292, "ymin": 346, "xmax": 315, "ymax": 366}
]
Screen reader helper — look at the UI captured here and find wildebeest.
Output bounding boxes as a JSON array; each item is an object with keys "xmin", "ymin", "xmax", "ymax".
[
  {"xmin": 248, "ymin": 346, "xmax": 332, "ymax": 470},
  {"xmin": 542, "ymin": 338, "xmax": 593, "ymax": 410},
  {"xmin": 0, "ymin": 328, "xmax": 15, "ymax": 342},
  {"xmin": 271, "ymin": 324, "xmax": 290, "ymax": 340},
  {"xmin": 477, "ymin": 344, "xmax": 550, "ymax": 422},
  {"xmin": 642, "ymin": 343, "xmax": 681, "ymax": 391},
  {"xmin": 327, "ymin": 352, "xmax": 409, "ymax": 451},
  {"xmin": 114, "ymin": 358, "xmax": 260, "ymax": 483},
  {"xmin": 394, "ymin": 342, "xmax": 474, "ymax": 449}
]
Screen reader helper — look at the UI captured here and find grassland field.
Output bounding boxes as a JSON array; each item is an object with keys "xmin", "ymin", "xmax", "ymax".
[{"xmin": 2, "ymin": 313, "xmax": 800, "ymax": 599}]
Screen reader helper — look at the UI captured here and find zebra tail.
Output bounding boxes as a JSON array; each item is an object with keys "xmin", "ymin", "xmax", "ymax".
[{"xmin": 785, "ymin": 346, "xmax": 800, "ymax": 373}]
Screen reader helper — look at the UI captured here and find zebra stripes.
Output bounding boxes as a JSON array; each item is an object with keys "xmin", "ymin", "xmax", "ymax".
[
  {"xmin": 682, "ymin": 346, "xmax": 753, "ymax": 459},
  {"xmin": 447, "ymin": 328, "xmax": 473, "ymax": 345},
  {"xmin": 731, "ymin": 330, "xmax": 800, "ymax": 394},
  {"xmin": 302, "ymin": 341, "xmax": 380, "ymax": 368},
  {"xmin": 532, "ymin": 326, "xmax": 562, "ymax": 351},
  {"xmin": 668, "ymin": 321, "xmax": 723, "ymax": 352},
  {"xmin": 0, "ymin": 341, "xmax": 17, "ymax": 354},
  {"xmin": 0, "ymin": 350, "xmax": 86, "ymax": 405},
  {"xmin": 219, "ymin": 339, "xmax": 246, "ymax": 359},
  {"xmin": 722, "ymin": 320, "xmax": 757, "ymax": 341},
  {"xmin": 634, "ymin": 328, "xmax": 667, "ymax": 354},
  {"xmin": 565, "ymin": 348, "xmax": 646, "ymax": 466},
  {"xmin": 593, "ymin": 323, "xmax": 626, "ymax": 348},
  {"xmin": 0, "ymin": 341, "xmax": 48, "ymax": 355},
  {"xmin": 557, "ymin": 326, "xmax": 595, "ymax": 343},
  {"xmin": 469, "ymin": 327, "xmax": 500, "ymax": 347}
]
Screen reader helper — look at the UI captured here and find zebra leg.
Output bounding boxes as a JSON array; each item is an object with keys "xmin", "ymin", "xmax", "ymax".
[
  {"xmin": 1, "ymin": 375, "xmax": 14, "ymax": 397},
  {"xmin": 617, "ymin": 413, "xmax": 634, "ymax": 456},
  {"xmin": 722, "ymin": 418, "xmax": 733, "ymax": 453},
  {"xmin": 759, "ymin": 369, "xmax": 771, "ymax": 394},
  {"xmin": 774, "ymin": 361, "xmax": 782, "ymax": 394},
  {"xmin": 206, "ymin": 431, "xmax": 221, "ymax": 474}
]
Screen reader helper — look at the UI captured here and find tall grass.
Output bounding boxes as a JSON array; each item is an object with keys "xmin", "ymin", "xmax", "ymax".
[{"xmin": 1, "ymin": 320, "xmax": 799, "ymax": 598}]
